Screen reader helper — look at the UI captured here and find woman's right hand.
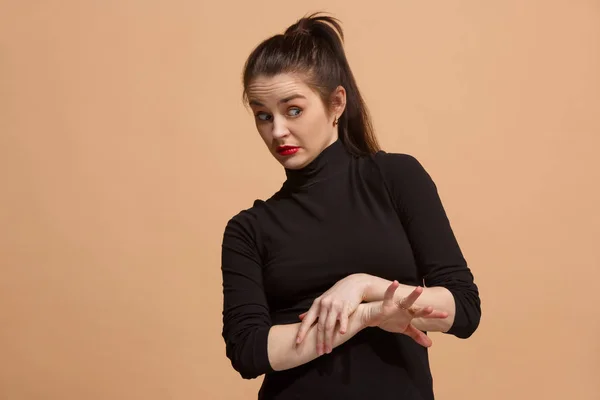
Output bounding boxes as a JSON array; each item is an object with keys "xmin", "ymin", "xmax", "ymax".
[
  {"xmin": 296, "ymin": 273, "xmax": 371, "ymax": 355},
  {"xmin": 359, "ymin": 280, "xmax": 448, "ymax": 347}
]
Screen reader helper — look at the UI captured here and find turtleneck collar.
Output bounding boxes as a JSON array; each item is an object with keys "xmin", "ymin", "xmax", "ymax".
[{"xmin": 283, "ymin": 139, "xmax": 351, "ymax": 190}]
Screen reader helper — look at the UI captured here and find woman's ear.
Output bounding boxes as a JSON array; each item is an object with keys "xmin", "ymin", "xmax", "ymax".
[{"xmin": 330, "ymin": 85, "xmax": 347, "ymax": 117}]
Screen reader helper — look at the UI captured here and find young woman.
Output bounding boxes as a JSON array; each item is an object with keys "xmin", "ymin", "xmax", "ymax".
[{"xmin": 221, "ymin": 12, "xmax": 481, "ymax": 400}]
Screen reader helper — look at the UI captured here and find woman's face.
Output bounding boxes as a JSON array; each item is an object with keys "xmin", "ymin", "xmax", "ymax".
[{"xmin": 246, "ymin": 73, "xmax": 345, "ymax": 170}]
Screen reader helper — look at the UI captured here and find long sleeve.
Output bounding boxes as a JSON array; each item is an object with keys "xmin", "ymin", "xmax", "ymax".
[
  {"xmin": 221, "ymin": 211, "xmax": 274, "ymax": 379},
  {"xmin": 374, "ymin": 152, "xmax": 482, "ymax": 338}
]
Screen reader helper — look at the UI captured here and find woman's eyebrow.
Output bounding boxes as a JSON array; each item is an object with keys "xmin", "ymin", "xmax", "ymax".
[
  {"xmin": 279, "ymin": 94, "xmax": 306, "ymax": 104},
  {"xmin": 249, "ymin": 94, "xmax": 306, "ymax": 107}
]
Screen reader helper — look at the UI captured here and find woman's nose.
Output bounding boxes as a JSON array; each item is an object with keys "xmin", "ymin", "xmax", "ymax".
[{"xmin": 272, "ymin": 116, "xmax": 290, "ymax": 139}]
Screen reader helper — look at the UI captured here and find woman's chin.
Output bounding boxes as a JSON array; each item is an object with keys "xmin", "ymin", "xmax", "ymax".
[{"xmin": 277, "ymin": 154, "xmax": 308, "ymax": 170}]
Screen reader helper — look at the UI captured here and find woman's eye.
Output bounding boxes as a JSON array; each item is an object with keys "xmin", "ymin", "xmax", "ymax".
[
  {"xmin": 288, "ymin": 107, "xmax": 302, "ymax": 117},
  {"xmin": 255, "ymin": 112, "xmax": 272, "ymax": 122}
]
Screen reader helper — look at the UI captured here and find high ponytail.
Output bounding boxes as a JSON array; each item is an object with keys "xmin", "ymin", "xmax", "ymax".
[{"xmin": 242, "ymin": 12, "xmax": 380, "ymax": 156}]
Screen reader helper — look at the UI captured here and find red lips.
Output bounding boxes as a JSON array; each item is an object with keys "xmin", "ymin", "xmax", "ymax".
[{"xmin": 276, "ymin": 145, "xmax": 300, "ymax": 156}]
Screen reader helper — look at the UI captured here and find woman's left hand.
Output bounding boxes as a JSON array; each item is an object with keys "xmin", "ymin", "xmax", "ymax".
[
  {"xmin": 361, "ymin": 281, "xmax": 448, "ymax": 347},
  {"xmin": 296, "ymin": 273, "xmax": 370, "ymax": 355}
]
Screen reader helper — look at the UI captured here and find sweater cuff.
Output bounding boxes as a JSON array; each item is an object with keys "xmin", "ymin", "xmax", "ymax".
[
  {"xmin": 444, "ymin": 290, "xmax": 472, "ymax": 339},
  {"xmin": 254, "ymin": 326, "xmax": 275, "ymax": 376}
]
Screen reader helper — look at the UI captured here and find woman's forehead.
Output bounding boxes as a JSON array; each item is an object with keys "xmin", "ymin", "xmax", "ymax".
[{"xmin": 247, "ymin": 74, "xmax": 313, "ymax": 101}]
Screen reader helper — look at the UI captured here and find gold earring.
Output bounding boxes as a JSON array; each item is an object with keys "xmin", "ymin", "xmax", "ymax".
[{"xmin": 333, "ymin": 116, "xmax": 339, "ymax": 126}]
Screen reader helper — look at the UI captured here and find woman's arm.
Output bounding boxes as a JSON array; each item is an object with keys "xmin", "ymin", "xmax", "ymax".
[
  {"xmin": 373, "ymin": 152, "xmax": 482, "ymax": 339},
  {"xmin": 222, "ymin": 212, "xmax": 368, "ymax": 378},
  {"xmin": 267, "ymin": 304, "xmax": 367, "ymax": 371},
  {"xmin": 221, "ymin": 212, "xmax": 274, "ymax": 379},
  {"xmin": 362, "ymin": 274, "xmax": 455, "ymax": 332}
]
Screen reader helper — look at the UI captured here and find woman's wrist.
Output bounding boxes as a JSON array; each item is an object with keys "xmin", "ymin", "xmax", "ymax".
[
  {"xmin": 362, "ymin": 275, "xmax": 423, "ymax": 304},
  {"xmin": 356, "ymin": 300, "xmax": 382, "ymax": 328},
  {"xmin": 352, "ymin": 274, "xmax": 371, "ymax": 301},
  {"xmin": 361, "ymin": 274, "xmax": 400, "ymax": 302}
]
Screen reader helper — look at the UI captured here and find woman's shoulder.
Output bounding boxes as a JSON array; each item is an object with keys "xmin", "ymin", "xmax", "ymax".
[
  {"xmin": 222, "ymin": 190, "xmax": 290, "ymax": 257},
  {"xmin": 371, "ymin": 149, "xmax": 423, "ymax": 169},
  {"xmin": 223, "ymin": 189, "xmax": 283, "ymax": 239},
  {"xmin": 221, "ymin": 201, "xmax": 266, "ymax": 253},
  {"xmin": 226, "ymin": 198, "xmax": 267, "ymax": 228},
  {"xmin": 365, "ymin": 149, "xmax": 430, "ymax": 182}
]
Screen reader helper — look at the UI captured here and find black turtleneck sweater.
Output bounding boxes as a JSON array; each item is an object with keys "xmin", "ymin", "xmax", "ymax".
[{"xmin": 221, "ymin": 139, "xmax": 481, "ymax": 400}]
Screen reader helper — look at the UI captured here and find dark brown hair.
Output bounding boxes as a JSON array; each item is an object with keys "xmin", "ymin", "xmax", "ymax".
[{"xmin": 242, "ymin": 12, "xmax": 380, "ymax": 156}]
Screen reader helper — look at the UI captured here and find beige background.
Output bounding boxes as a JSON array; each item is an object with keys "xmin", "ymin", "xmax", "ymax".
[{"xmin": 1, "ymin": 1, "xmax": 599, "ymax": 399}]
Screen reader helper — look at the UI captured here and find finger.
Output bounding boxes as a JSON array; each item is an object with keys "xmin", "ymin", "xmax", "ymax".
[
  {"xmin": 298, "ymin": 312, "xmax": 307, "ymax": 320},
  {"xmin": 317, "ymin": 305, "xmax": 328, "ymax": 355},
  {"xmin": 297, "ymin": 311, "xmax": 316, "ymax": 343},
  {"xmin": 407, "ymin": 306, "xmax": 449, "ymax": 320},
  {"xmin": 383, "ymin": 281, "xmax": 400, "ymax": 307},
  {"xmin": 296, "ymin": 303, "xmax": 320, "ymax": 344},
  {"xmin": 397, "ymin": 286, "xmax": 424, "ymax": 310},
  {"xmin": 404, "ymin": 324, "xmax": 433, "ymax": 347},
  {"xmin": 339, "ymin": 304, "xmax": 349, "ymax": 335},
  {"xmin": 324, "ymin": 306, "xmax": 339, "ymax": 353},
  {"xmin": 411, "ymin": 306, "xmax": 434, "ymax": 319},
  {"xmin": 422, "ymin": 310, "xmax": 449, "ymax": 319}
]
